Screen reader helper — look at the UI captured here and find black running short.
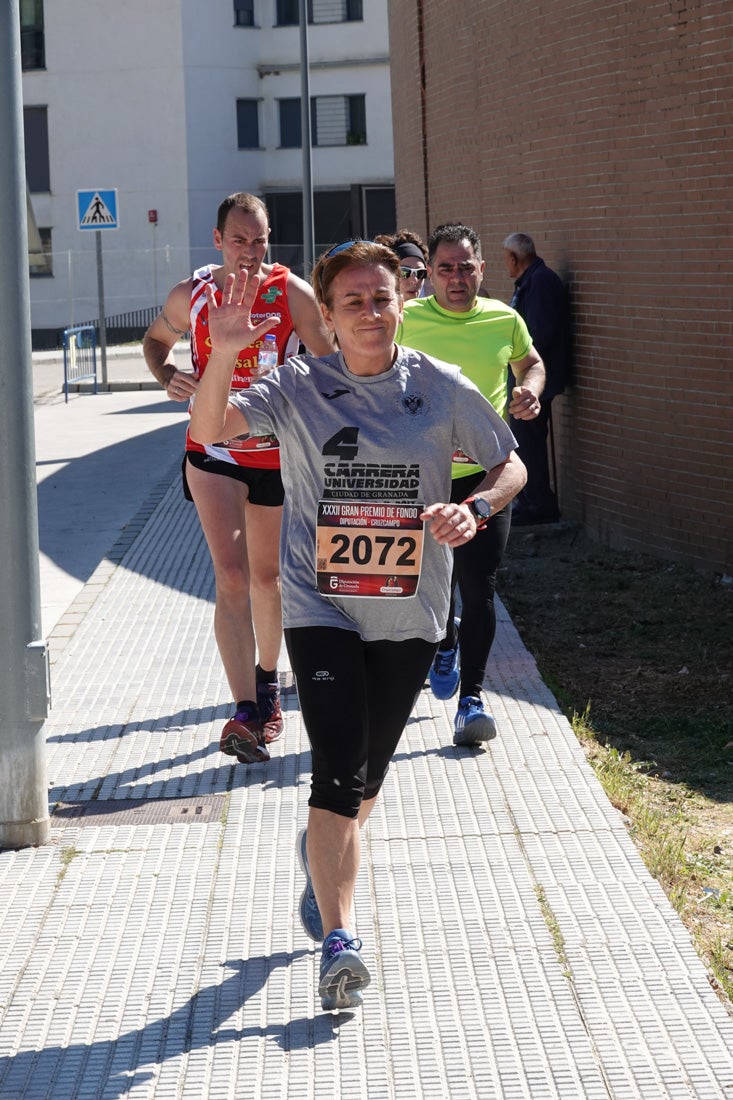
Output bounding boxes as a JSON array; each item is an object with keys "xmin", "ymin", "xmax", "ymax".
[
  {"xmin": 285, "ymin": 626, "xmax": 436, "ymax": 818},
  {"xmin": 182, "ymin": 451, "xmax": 285, "ymax": 507}
]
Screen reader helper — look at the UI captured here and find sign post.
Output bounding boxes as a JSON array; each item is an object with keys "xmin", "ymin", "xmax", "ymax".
[
  {"xmin": 148, "ymin": 209, "xmax": 158, "ymax": 309},
  {"xmin": 77, "ymin": 189, "xmax": 118, "ymax": 385}
]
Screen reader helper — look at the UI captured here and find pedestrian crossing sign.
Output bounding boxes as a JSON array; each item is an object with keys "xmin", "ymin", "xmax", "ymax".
[{"xmin": 77, "ymin": 189, "xmax": 119, "ymax": 231}]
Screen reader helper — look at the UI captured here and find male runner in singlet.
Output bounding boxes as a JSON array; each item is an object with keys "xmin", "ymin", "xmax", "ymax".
[{"xmin": 144, "ymin": 192, "xmax": 333, "ymax": 763}]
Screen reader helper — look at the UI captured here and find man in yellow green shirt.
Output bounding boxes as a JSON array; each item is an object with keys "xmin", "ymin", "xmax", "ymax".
[{"xmin": 397, "ymin": 222, "xmax": 545, "ymax": 744}]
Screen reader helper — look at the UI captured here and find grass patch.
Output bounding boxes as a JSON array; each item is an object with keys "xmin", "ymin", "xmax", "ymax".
[
  {"xmin": 56, "ymin": 844, "xmax": 80, "ymax": 886},
  {"xmin": 535, "ymin": 884, "xmax": 572, "ymax": 980},
  {"xmin": 501, "ymin": 524, "xmax": 733, "ymax": 1007}
]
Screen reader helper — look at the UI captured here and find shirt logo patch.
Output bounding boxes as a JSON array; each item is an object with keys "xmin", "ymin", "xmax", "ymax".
[
  {"xmin": 399, "ymin": 392, "xmax": 430, "ymax": 417},
  {"xmin": 262, "ymin": 286, "xmax": 283, "ymax": 304}
]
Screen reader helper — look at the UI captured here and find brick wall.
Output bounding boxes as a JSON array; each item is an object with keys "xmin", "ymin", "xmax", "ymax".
[{"xmin": 388, "ymin": 0, "xmax": 733, "ymax": 573}]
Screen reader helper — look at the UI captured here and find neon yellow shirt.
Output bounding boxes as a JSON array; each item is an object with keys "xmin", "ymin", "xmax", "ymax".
[{"xmin": 398, "ymin": 295, "xmax": 532, "ymax": 478}]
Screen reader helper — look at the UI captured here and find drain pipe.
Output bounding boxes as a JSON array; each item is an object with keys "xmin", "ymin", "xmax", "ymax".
[{"xmin": 416, "ymin": 0, "xmax": 430, "ymax": 233}]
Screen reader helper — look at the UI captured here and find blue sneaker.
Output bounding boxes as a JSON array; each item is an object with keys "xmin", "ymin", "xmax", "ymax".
[
  {"xmin": 429, "ymin": 645, "xmax": 459, "ymax": 699},
  {"xmin": 297, "ymin": 828, "xmax": 323, "ymax": 942},
  {"xmin": 319, "ymin": 929, "xmax": 371, "ymax": 1011},
  {"xmin": 453, "ymin": 695, "xmax": 497, "ymax": 745}
]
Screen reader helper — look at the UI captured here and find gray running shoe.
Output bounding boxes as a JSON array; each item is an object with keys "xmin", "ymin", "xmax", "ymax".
[
  {"xmin": 318, "ymin": 930, "xmax": 370, "ymax": 1011},
  {"xmin": 297, "ymin": 828, "xmax": 324, "ymax": 941}
]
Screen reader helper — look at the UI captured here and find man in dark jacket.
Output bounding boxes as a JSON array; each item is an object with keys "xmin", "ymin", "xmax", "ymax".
[{"xmin": 503, "ymin": 233, "xmax": 571, "ymax": 524}]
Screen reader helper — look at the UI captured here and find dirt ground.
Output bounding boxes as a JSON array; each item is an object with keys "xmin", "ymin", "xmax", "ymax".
[{"xmin": 498, "ymin": 521, "xmax": 733, "ymax": 1005}]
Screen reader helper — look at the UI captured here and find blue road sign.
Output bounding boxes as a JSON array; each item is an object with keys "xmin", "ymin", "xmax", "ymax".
[{"xmin": 77, "ymin": 189, "xmax": 119, "ymax": 230}]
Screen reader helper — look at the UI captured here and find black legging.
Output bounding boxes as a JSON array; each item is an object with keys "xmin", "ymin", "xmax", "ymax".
[
  {"xmin": 285, "ymin": 627, "xmax": 436, "ymax": 819},
  {"xmin": 509, "ymin": 400, "xmax": 555, "ymax": 513},
  {"xmin": 439, "ymin": 471, "xmax": 512, "ymax": 699}
]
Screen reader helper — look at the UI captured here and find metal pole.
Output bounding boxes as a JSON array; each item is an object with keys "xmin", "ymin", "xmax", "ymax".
[
  {"xmin": 95, "ymin": 229, "xmax": 108, "ymax": 385},
  {"xmin": 152, "ymin": 221, "xmax": 158, "ymax": 309},
  {"xmin": 299, "ymin": 0, "xmax": 315, "ymax": 275},
  {"xmin": 68, "ymin": 248, "xmax": 74, "ymax": 327},
  {"xmin": 0, "ymin": 0, "xmax": 50, "ymax": 849}
]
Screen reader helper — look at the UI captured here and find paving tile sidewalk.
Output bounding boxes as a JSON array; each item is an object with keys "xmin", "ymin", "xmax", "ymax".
[{"xmin": 1, "ymin": 461, "xmax": 733, "ymax": 1096}]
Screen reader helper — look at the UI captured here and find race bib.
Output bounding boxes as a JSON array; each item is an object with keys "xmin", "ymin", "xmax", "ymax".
[
  {"xmin": 315, "ymin": 500, "xmax": 424, "ymax": 598},
  {"xmin": 452, "ymin": 448, "xmax": 478, "ymax": 464}
]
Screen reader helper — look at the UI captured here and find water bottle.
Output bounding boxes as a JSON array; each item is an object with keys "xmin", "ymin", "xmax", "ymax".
[{"xmin": 256, "ymin": 333, "xmax": 279, "ymax": 376}]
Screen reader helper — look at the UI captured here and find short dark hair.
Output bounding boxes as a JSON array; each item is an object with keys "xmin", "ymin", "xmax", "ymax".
[
  {"xmin": 428, "ymin": 222, "xmax": 482, "ymax": 264},
  {"xmin": 312, "ymin": 241, "xmax": 401, "ymax": 308},
  {"xmin": 216, "ymin": 192, "xmax": 269, "ymax": 235}
]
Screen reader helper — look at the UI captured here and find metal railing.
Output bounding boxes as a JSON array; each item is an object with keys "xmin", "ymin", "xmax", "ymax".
[
  {"xmin": 62, "ymin": 325, "xmax": 97, "ymax": 403},
  {"xmin": 72, "ymin": 305, "xmax": 168, "ymax": 346}
]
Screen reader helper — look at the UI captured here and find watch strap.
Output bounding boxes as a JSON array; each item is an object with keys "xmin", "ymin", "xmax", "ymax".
[{"xmin": 465, "ymin": 495, "xmax": 492, "ymax": 529}]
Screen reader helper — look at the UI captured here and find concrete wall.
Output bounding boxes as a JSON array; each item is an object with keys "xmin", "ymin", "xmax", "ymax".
[
  {"xmin": 23, "ymin": 0, "xmax": 393, "ymax": 332},
  {"xmin": 23, "ymin": 0, "xmax": 190, "ymax": 325},
  {"xmin": 387, "ymin": 0, "xmax": 733, "ymax": 574},
  {"xmin": 180, "ymin": 0, "xmax": 393, "ymax": 266}
]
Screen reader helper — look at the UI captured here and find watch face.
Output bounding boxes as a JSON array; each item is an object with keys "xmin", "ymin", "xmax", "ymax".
[{"xmin": 472, "ymin": 498, "xmax": 491, "ymax": 520}]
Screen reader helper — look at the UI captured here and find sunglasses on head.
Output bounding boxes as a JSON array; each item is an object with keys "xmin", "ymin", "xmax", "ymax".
[
  {"xmin": 324, "ymin": 238, "xmax": 373, "ymax": 258},
  {"xmin": 400, "ymin": 266, "xmax": 428, "ymax": 281}
]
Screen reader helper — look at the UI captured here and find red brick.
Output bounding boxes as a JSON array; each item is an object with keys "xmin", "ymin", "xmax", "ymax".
[{"xmin": 388, "ymin": 0, "xmax": 733, "ymax": 573}]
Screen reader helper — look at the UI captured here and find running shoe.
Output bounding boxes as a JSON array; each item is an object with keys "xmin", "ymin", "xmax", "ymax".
[
  {"xmin": 318, "ymin": 930, "xmax": 371, "ymax": 1012},
  {"xmin": 220, "ymin": 708, "xmax": 270, "ymax": 763},
  {"xmin": 296, "ymin": 827, "xmax": 324, "ymax": 942},
  {"xmin": 429, "ymin": 644, "xmax": 459, "ymax": 699},
  {"xmin": 257, "ymin": 680, "xmax": 283, "ymax": 743},
  {"xmin": 453, "ymin": 695, "xmax": 498, "ymax": 746}
]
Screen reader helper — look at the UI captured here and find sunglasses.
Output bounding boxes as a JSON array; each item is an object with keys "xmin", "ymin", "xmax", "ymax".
[
  {"xmin": 324, "ymin": 238, "xmax": 373, "ymax": 258},
  {"xmin": 400, "ymin": 267, "xmax": 428, "ymax": 281}
]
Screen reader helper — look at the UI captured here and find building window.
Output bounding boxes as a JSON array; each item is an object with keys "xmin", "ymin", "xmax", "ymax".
[
  {"xmin": 276, "ymin": 0, "xmax": 298, "ymax": 24},
  {"xmin": 20, "ymin": 0, "xmax": 45, "ymax": 70},
  {"xmin": 233, "ymin": 0, "xmax": 254, "ymax": 26},
  {"xmin": 263, "ymin": 185, "xmax": 393, "ymax": 275},
  {"xmin": 279, "ymin": 95, "xmax": 366, "ymax": 147},
  {"xmin": 23, "ymin": 106, "xmax": 50, "ymax": 192},
  {"xmin": 237, "ymin": 99, "xmax": 260, "ymax": 148},
  {"xmin": 30, "ymin": 227, "xmax": 53, "ymax": 277},
  {"xmin": 311, "ymin": 0, "xmax": 362, "ymax": 22},
  {"xmin": 314, "ymin": 95, "xmax": 366, "ymax": 146},
  {"xmin": 275, "ymin": 0, "xmax": 362, "ymax": 25},
  {"xmin": 279, "ymin": 98, "xmax": 303, "ymax": 148}
]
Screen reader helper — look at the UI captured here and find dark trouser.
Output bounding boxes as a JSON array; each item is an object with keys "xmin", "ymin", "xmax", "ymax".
[
  {"xmin": 438, "ymin": 472, "xmax": 512, "ymax": 699},
  {"xmin": 509, "ymin": 400, "xmax": 558, "ymax": 516},
  {"xmin": 285, "ymin": 626, "xmax": 436, "ymax": 819}
]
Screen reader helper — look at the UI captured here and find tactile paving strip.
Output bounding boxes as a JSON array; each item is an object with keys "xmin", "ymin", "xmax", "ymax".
[{"xmin": 1, "ymin": 476, "xmax": 732, "ymax": 1099}]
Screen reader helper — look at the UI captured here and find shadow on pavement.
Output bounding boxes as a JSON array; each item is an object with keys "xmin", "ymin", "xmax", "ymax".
[
  {"xmin": 0, "ymin": 953, "xmax": 346, "ymax": 1100},
  {"xmin": 36, "ymin": 413, "xmax": 188, "ymax": 589}
]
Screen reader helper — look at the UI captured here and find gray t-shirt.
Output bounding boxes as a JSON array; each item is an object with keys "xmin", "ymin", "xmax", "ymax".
[{"xmin": 230, "ymin": 347, "xmax": 516, "ymax": 643}]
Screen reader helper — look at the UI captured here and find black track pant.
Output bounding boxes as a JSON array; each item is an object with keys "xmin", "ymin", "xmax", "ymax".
[{"xmin": 439, "ymin": 472, "xmax": 512, "ymax": 699}]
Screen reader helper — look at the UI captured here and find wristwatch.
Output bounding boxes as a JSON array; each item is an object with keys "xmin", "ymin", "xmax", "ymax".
[{"xmin": 465, "ymin": 495, "xmax": 492, "ymax": 529}]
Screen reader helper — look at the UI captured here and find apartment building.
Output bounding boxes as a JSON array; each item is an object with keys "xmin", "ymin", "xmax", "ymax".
[{"xmin": 20, "ymin": 0, "xmax": 395, "ymax": 343}]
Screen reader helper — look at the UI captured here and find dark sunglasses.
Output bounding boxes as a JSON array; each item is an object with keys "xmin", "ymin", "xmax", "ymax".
[{"xmin": 400, "ymin": 267, "xmax": 428, "ymax": 281}]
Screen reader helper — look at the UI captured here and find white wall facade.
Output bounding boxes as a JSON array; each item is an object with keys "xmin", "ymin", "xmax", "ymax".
[{"xmin": 22, "ymin": 0, "xmax": 394, "ymax": 338}]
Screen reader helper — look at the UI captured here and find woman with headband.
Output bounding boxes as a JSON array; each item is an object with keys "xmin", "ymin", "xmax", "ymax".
[
  {"xmin": 189, "ymin": 240, "xmax": 525, "ymax": 1013},
  {"xmin": 375, "ymin": 228, "xmax": 430, "ymax": 301}
]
